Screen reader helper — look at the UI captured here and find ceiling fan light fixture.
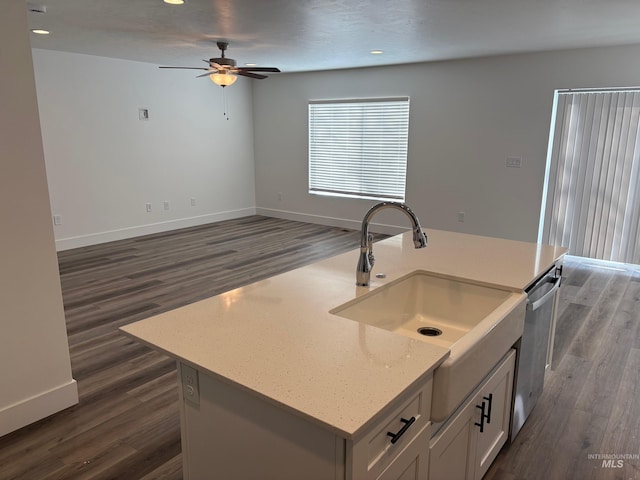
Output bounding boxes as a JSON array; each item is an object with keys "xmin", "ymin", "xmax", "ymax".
[{"xmin": 210, "ymin": 72, "xmax": 238, "ymax": 87}]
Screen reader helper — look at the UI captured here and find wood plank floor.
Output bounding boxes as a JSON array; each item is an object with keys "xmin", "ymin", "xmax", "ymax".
[
  {"xmin": 486, "ymin": 257, "xmax": 640, "ymax": 480},
  {"xmin": 0, "ymin": 216, "xmax": 379, "ymax": 480},
  {"xmin": 1, "ymin": 217, "xmax": 639, "ymax": 479}
]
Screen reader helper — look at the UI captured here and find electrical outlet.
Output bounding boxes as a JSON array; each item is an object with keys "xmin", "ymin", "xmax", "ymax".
[
  {"xmin": 458, "ymin": 212, "xmax": 465, "ymax": 222},
  {"xmin": 145, "ymin": 203, "xmax": 152, "ymax": 213},
  {"xmin": 163, "ymin": 201, "xmax": 170, "ymax": 211},
  {"xmin": 277, "ymin": 192, "xmax": 283, "ymax": 201},
  {"xmin": 190, "ymin": 197, "xmax": 196, "ymax": 207},
  {"xmin": 53, "ymin": 215, "xmax": 62, "ymax": 225},
  {"xmin": 180, "ymin": 363, "xmax": 200, "ymax": 405}
]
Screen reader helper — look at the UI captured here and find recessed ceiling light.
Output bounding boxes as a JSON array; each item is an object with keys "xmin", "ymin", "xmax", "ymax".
[
  {"xmin": 163, "ymin": 0, "xmax": 184, "ymax": 4},
  {"xmin": 245, "ymin": 63, "xmax": 257, "ymax": 67},
  {"xmin": 370, "ymin": 50, "xmax": 384, "ymax": 55},
  {"xmin": 31, "ymin": 29, "xmax": 50, "ymax": 35}
]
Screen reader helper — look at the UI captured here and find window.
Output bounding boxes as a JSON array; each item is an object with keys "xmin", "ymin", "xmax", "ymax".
[
  {"xmin": 540, "ymin": 88, "xmax": 640, "ymax": 264},
  {"xmin": 308, "ymin": 97, "xmax": 410, "ymax": 201}
]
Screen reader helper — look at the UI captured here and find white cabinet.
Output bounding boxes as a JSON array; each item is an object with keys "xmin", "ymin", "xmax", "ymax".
[
  {"xmin": 348, "ymin": 378, "xmax": 432, "ymax": 480},
  {"xmin": 375, "ymin": 424, "xmax": 430, "ymax": 480},
  {"xmin": 177, "ymin": 349, "xmax": 516, "ymax": 480},
  {"xmin": 428, "ymin": 350, "xmax": 515, "ymax": 480},
  {"xmin": 428, "ymin": 395, "xmax": 476, "ymax": 479},
  {"xmin": 178, "ymin": 363, "xmax": 433, "ymax": 480}
]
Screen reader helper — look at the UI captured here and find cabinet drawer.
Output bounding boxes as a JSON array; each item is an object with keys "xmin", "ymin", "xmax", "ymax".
[
  {"xmin": 376, "ymin": 423, "xmax": 430, "ymax": 480},
  {"xmin": 349, "ymin": 376, "xmax": 432, "ymax": 479}
]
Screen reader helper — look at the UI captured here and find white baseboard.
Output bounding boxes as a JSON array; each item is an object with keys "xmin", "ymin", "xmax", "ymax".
[
  {"xmin": 0, "ymin": 379, "xmax": 78, "ymax": 437},
  {"xmin": 255, "ymin": 207, "xmax": 407, "ymax": 236},
  {"xmin": 55, "ymin": 208, "xmax": 257, "ymax": 251}
]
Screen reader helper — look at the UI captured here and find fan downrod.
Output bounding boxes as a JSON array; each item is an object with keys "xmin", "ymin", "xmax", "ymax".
[{"xmin": 216, "ymin": 41, "xmax": 229, "ymax": 57}]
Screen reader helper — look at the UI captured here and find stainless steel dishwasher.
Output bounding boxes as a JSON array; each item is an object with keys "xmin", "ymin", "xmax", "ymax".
[{"xmin": 510, "ymin": 264, "xmax": 562, "ymax": 441}]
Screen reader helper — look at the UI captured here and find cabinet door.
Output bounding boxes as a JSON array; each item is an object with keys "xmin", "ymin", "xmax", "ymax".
[
  {"xmin": 429, "ymin": 349, "xmax": 516, "ymax": 480},
  {"xmin": 376, "ymin": 424, "xmax": 430, "ymax": 480},
  {"xmin": 474, "ymin": 350, "xmax": 515, "ymax": 480},
  {"xmin": 428, "ymin": 399, "xmax": 476, "ymax": 480}
]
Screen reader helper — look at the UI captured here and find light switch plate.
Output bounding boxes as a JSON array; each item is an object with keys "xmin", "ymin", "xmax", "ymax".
[{"xmin": 506, "ymin": 156, "xmax": 522, "ymax": 168}]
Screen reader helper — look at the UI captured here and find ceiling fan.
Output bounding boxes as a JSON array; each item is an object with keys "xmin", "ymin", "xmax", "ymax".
[{"xmin": 159, "ymin": 41, "xmax": 280, "ymax": 87}]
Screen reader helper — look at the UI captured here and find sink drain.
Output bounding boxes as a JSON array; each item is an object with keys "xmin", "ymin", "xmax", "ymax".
[{"xmin": 417, "ymin": 327, "xmax": 443, "ymax": 337}]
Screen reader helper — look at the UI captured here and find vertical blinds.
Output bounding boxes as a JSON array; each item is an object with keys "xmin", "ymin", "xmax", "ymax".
[
  {"xmin": 308, "ymin": 97, "xmax": 409, "ymax": 201},
  {"xmin": 542, "ymin": 90, "xmax": 640, "ymax": 264}
]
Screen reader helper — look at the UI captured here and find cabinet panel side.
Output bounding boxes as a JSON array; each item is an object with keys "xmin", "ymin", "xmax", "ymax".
[{"xmin": 182, "ymin": 370, "xmax": 340, "ymax": 480}]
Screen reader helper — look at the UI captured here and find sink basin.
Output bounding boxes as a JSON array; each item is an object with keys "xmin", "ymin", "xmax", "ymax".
[
  {"xmin": 331, "ymin": 270, "xmax": 526, "ymax": 421},
  {"xmin": 331, "ymin": 271, "xmax": 514, "ymax": 346}
]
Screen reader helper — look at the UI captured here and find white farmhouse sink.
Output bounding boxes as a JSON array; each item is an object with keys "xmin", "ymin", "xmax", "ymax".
[{"xmin": 331, "ymin": 271, "xmax": 526, "ymax": 422}]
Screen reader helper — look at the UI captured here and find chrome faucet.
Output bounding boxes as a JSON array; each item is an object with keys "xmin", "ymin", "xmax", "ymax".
[{"xmin": 356, "ymin": 202, "xmax": 428, "ymax": 286}]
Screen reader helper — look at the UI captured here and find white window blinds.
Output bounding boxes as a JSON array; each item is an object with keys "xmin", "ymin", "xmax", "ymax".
[
  {"xmin": 308, "ymin": 97, "xmax": 409, "ymax": 201},
  {"xmin": 541, "ymin": 89, "xmax": 640, "ymax": 264}
]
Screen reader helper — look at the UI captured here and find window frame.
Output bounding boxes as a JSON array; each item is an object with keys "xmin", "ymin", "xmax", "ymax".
[{"xmin": 308, "ymin": 97, "xmax": 410, "ymax": 202}]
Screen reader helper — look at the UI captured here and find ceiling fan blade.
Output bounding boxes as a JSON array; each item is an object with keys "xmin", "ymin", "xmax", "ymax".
[
  {"xmin": 236, "ymin": 71, "xmax": 268, "ymax": 80},
  {"xmin": 159, "ymin": 66, "xmax": 210, "ymax": 71},
  {"xmin": 196, "ymin": 71, "xmax": 213, "ymax": 78},
  {"xmin": 236, "ymin": 67, "xmax": 281, "ymax": 73}
]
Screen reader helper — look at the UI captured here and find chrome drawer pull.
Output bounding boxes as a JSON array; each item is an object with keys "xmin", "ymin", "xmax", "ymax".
[{"xmin": 386, "ymin": 416, "xmax": 416, "ymax": 444}]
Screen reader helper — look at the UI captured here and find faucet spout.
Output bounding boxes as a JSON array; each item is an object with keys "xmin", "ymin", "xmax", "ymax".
[{"xmin": 356, "ymin": 201, "xmax": 427, "ymax": 286}]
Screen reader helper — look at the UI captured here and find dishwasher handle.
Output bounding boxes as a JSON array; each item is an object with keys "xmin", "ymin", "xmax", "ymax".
[{"xmin": 526, "ymin": 276, "xmax": 561, "ymax": 312}]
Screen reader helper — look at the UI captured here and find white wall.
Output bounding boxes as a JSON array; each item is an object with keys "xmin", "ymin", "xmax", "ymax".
[
  {"xmin": 32, "ymin": 49, "xmax": 257, "ymax": 250},
  {"xmin": 253, "ymin": 44, "xmax": 640, "ymax": 242},
  {"xmin": 0, "ymin": 0, "xmax": 77, "ymax": 437}
]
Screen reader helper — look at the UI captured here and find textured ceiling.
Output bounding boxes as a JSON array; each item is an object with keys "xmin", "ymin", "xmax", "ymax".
[{"xmin": 26, "ymin": 0, "xmax": 640, "ymax": 73}]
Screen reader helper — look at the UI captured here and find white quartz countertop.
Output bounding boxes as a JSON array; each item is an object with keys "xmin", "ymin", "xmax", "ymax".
[
  {"xmin": 364, "ymin": 229, "xmax": 568, "ymax": 291},
  {"xmin": 120, "ymin": 228, "xmax": 566, "ymax": 439}
]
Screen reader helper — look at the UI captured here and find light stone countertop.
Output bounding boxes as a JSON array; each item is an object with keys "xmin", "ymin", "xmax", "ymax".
[{"xmin": 120, "ymin": 228, "xmax": 567, "ymax": 439}]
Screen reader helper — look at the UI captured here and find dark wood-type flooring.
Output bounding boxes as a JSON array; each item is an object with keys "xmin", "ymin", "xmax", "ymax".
[
  {"xmin": 1, "ymin": 216, "xmax": 639, "ymax": 479},
  {"xmin": 486, "ymin": 257, "xmax": 640, "ymax": 480}
]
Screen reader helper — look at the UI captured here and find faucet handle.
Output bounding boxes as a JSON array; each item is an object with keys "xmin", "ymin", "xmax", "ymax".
[
  {"xmin": 367, "ymin": 233, "xmax": 375, "ymax": 267},
  {"xmin": 368, "ymin": 251, "xmax": 375, "ymax": 267}
]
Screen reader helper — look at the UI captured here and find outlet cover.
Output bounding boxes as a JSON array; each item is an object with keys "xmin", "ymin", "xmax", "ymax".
[
  {"xmin": 53, "ymin": 215, "xmax": 62, "ymax": 225},
  {"xmin": 180, "ymin": 363, "xmax": 200, "ymax": 405}
]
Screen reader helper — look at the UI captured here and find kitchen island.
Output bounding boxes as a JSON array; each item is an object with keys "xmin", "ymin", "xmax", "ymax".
[{"xmin": 120, "ymin": 228, "xmax": 566, "ymax": 479}]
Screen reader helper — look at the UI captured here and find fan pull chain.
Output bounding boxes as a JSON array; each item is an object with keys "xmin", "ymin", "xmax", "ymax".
[{"xmin": 221, "ymin": 86, "xmax": 230, "ymax": 121}]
